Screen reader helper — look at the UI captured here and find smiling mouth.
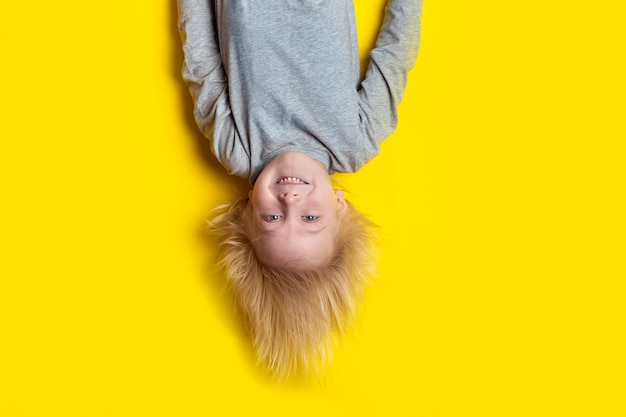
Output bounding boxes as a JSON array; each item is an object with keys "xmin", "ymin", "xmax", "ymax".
[{"xmin": 276, "ymin": 176, "xmax": 309, "ymax": 185}]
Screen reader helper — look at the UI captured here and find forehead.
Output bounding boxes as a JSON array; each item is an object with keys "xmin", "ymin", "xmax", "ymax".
[{"xmin": 253, "ymin": 225, "xmax": 337, "ymax": 269}]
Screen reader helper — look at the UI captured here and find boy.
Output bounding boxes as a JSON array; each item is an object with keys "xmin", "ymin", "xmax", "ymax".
[{"xmin": 178, "ymin": 0, "xmax": 422, "ymax": 378}]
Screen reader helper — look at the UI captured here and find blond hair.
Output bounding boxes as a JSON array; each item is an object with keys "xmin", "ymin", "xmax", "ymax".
[{"xmin": 207, "ymin": 195, "xmax": 377, "ymax": 380}]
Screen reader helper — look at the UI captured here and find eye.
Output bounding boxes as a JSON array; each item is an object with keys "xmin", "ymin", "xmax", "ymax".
[
  {"xmin": 263, "ymin": 215, "xmax": 283, "ymax": 222},
  {"xmin": 301, "ymin": 215, "xmax": 319, "ymax": 222}
]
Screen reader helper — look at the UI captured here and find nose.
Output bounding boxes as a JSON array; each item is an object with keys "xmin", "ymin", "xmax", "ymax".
[{"xmin": 278, "ymin": 191, "xmax": 300, "ymax": 203}]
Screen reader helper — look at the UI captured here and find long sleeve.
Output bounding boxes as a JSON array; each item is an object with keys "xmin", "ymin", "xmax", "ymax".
[
  {"xmin": 178, "ymin": 0, "xmax": 422, "ymax": 181},
  {"xmin": 358, "ymin": 0, "xmax": 423, "ymax": 146},
  {"xmin": 177, "ymin": 0, "xmax": 250, "ymax": 178}
]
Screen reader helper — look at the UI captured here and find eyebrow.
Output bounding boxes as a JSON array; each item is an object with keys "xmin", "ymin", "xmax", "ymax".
[{"xmin": 258, "ymin": 222, "xmax": 328, "ymax": 234}]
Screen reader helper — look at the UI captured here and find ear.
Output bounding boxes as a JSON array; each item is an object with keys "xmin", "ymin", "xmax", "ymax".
[{"xmin": 335, "ymin": 189, "xmax": 348, "ymax": 213}]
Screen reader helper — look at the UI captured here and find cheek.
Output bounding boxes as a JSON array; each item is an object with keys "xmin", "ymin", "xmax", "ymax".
[
  {"xmin": 250, "ymin": 189, "xmax": 273, "ymax": 210},
  {"xmin": 320, "ymin": 194, "xmax": 340, "ymax": 213}
]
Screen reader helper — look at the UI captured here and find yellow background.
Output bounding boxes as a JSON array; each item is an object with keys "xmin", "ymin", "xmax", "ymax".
[{"xmin": 1, "ymin": 0, "xmax": 625, "ymax": 415}]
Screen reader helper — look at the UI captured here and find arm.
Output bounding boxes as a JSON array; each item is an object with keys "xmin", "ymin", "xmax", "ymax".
[
  {"xmin": 177, "ymin": 0, "xmax": 249, "ymax": 177},
  {"xmin": 358, "ymin": 0, "xmax": 423, "ymax": 145}
]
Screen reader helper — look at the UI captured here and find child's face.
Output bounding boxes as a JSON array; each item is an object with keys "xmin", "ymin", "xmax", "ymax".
[{"xmin": 248, "ymin": 152, "xmax": 347, "ymax": 270}]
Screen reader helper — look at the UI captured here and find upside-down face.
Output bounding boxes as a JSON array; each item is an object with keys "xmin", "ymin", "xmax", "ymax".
[{"xmin": 248, "ymin": 151, "xmax": 347, "ymax": 270}]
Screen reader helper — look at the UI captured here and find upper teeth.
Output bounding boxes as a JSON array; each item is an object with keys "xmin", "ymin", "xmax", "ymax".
[{"xmin": 278, "ymin": 177, "xmax": 306, "ymax": 184}]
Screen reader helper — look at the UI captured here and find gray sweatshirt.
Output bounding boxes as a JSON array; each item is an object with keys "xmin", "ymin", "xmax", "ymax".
[{"xmin": 178, "ymin": 0, "xmax": 422, "ymax": 183}]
